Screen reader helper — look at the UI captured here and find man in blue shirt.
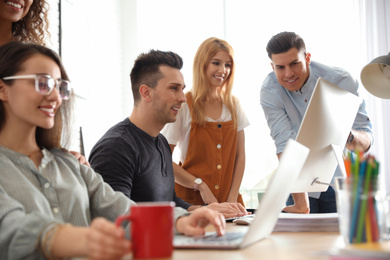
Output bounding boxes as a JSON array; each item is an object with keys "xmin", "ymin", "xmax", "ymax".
[{"xmin": 260, "ymin": 32, "xmax": 373, "ymax": 213}]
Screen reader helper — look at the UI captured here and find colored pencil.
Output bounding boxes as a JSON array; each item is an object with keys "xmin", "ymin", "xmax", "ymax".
[
  {"xmin": 342, "ymin": 152, "xmax": 380, "ymax": 244},
  {"xmin": 356, "ymin": 158, "xmax": 372, "ymax": 242}
]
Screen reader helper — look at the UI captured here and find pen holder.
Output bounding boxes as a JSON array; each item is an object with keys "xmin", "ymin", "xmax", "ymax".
[{"xmin": 335, "ymin": 177, "xmax": 385, "ymax": 244}]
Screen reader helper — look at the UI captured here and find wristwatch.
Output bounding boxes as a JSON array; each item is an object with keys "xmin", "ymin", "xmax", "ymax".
[
  {"xmin": 347, "ymin": 132, "xmax": 354, "ymax": 144},
  {"xmin": 193, "ymin": 178, "xmax": 203, "ymax": 191}
]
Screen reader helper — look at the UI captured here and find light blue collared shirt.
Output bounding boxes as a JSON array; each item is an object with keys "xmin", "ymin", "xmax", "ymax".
[{"xmin": 260, "ymin": 61, "xmax": 373, "ymax": 198}]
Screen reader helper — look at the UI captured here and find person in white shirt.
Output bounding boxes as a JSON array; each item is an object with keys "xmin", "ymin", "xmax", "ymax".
[{"xmin": 162, "ymin": 37, "xmax": 250, "ymax": 207}]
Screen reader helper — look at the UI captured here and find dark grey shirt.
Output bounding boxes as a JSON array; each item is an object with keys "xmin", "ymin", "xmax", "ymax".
[{"xmin": 89, "ymin": 118, "xmax": 191, "ymax": 210}]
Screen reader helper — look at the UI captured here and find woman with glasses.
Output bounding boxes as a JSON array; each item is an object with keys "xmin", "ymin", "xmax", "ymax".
[
  {"xmin": 162, "ymin": 37, "xmax": 250, "ymax": 207},
  {"xmin": 0, "ymin": 0, "xmax": 50, "ymax": 46},
  {"xmin": 0, "ymin": 41, "xmax": 226, "ymax": 259}
]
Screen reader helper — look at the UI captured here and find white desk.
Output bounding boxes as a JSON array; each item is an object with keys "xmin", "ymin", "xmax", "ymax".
[
  {"xmin": 85, "ymin": 223, "xmax": 389, "ymax": 260},
  {"xmin": 171, "ymin": 223, "xmax": 390, "ymax": 260},
  {"xmin": 173, "ymin": 226, "xmax": 340, "ymax": 260}
]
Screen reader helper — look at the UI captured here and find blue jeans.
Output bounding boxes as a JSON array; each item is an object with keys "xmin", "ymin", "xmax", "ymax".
[{"xmin": 286, "ymin": 186, "xmax": 337, "ymax": 213}]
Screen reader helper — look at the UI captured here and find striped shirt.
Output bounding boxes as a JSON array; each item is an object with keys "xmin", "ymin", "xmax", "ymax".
[{"xmin": 0, "ymin": 146, "xmax": 186, "ymax": 259}]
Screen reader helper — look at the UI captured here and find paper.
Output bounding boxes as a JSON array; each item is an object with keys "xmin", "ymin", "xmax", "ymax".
[
  {"xmin": 273, "ymin": 212, "xmax": 339, "ymax": 232},
  {"xmin": 234, "ymin": 212, "xmax": 339, "ymax": 232}
]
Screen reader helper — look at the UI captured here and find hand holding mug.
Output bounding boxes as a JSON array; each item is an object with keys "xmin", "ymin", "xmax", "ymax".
[
  {"xmin": 86, "ymin": 217, "xmax": 131, "ymax": 259},
  {"xmin": 116, "ymin": 202, "xmax": 175, "ymax": 258}
]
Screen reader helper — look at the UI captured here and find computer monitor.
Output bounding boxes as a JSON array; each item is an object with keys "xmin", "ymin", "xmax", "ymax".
[{"xmin": 290, "ymin": 77, "xmax": 361, "ymax": 193}]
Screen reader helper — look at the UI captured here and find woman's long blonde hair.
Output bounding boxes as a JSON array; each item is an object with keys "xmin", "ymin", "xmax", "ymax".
[{"xmin": 191, "ymin": 37, "xmax": 237, "ymax": 126}]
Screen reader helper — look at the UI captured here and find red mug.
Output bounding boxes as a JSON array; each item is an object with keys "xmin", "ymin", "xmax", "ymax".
[{"xmin": 116, "ymin": 202, "xmax": 175, "ymax": 258}]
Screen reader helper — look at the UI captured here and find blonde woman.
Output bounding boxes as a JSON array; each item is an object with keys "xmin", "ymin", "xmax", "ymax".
[{"xmin": 162, "ymin": 37, "xmax": 249, "ymax": 207}]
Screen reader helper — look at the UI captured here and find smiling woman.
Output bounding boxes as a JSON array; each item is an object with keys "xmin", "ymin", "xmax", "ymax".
[
  {"xmin": 0, "ymin": 41, "xmax": 134, "ymax": 259},
  {"xmin": 0, "ymin": 43, "xmax": 72, "ymax": 154},
  {"xmin": 0, "ymin": 0, "xmax": 50, "ymax": 46},
  {"xmin": 161, "ymin": 37, "xmax": 250, "ymax": 208},
  {"xmin": 2, "ymin": 56, "xmax": 63, "ymax": 132}
]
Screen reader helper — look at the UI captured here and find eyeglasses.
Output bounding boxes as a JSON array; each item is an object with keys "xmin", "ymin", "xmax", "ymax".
[{"xmin": 2, "ymin": 74, "xmax": 72, "ymax": 100}]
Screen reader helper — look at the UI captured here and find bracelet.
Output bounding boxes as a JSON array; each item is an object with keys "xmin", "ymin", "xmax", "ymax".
[{"xmin": 38, "ymin": 223, "xmax": 71, "ymax": 260}]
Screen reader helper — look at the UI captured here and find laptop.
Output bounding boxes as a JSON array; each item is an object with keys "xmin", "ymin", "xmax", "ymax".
[{"xmin": 173, "ymin": 139, "xmax": 310, "ymax": 249}]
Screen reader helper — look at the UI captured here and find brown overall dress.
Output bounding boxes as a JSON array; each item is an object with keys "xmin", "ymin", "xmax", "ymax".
[{"xmin": 175, "ymin": 94, "xmax": 244, "ymax": 206}]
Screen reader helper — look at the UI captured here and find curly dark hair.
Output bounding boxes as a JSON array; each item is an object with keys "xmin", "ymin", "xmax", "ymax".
[{"xmin": 12, "ymin": 0, "xmax": 50, "ymax": 46}]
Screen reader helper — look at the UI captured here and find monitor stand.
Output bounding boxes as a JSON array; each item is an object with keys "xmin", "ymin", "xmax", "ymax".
[{"xmin": 311, "ymin": 144, "xmax": 347, "ymax": 187}]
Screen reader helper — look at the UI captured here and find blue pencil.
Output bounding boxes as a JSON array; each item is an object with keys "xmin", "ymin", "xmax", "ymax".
[{"xmin": 349, "ymin": 159, "xmax": 366, "ymax": 243}]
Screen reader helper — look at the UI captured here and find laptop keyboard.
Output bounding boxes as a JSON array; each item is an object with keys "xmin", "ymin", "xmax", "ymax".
[
  {"xmin": 195, "ymin": 231, "xmax": 244, "ymax": 242},
  {"xmin": 226, "ymin": 214, "xmax": 255, "ymax": 223}
]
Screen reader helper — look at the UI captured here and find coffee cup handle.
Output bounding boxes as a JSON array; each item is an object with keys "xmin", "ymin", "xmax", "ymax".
[{"xmin": 115, "ymin": 214, "xmax": 131, "ymax": 227}]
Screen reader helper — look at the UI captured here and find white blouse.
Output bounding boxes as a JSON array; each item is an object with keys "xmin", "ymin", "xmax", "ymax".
[{"xmin": 161, "ymin": 100, "xmax": 250, "ymax": 163}]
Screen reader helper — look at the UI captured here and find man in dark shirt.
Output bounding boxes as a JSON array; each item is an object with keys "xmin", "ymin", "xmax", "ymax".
[
  {"xmin": 89, "ymin": 118, "xmax": 191, "ymax": 209},
  {"xmin": 90, "ymin": 50, "xmax": 247, "ymax": 217}
]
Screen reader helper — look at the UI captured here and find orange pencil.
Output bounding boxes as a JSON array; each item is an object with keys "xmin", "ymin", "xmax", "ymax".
[
  {"xmin": 365, "ymin": 211, "xmax": 372, "ymax": 242},
  {"xmin": 368, "ymin": 187, "xmax": 379, "ymax": 241},
  {"xmin": 343, "ymin": 157, "xmax": 351, "ymax": 177}
]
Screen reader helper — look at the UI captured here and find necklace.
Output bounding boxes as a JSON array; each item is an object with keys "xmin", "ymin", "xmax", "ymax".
[
  {"xmin": 0, "ymin": 142, "xmax": 40, "ymax": 157},
  {"xmin": 26, "ymin": 147, "xmax": 41, "ymax": 157}
]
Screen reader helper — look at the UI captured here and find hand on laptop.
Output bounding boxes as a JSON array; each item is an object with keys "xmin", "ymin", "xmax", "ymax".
[
  {"xmin": 176, "ymin": 207, "xmax": 226, "ymax": 237},
  {"xmin": 206, "ymin": 202, "xmax": 249, "ymax": 218}
]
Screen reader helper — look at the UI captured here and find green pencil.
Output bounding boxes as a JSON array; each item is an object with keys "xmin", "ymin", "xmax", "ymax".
[{"xmin": 356, "ymin": 157, "xmax": 373, "ymax": 243}]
